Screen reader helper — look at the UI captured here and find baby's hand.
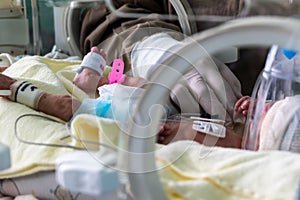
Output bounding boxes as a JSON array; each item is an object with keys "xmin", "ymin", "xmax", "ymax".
[
  {"xmin": 73, "ymin": 68, "xmax": 108, "ymax": 98},
  {"xmin": 73, "ymin": 47, "xmax": 108, "ymax": 98},
  {"xmin": 234, "ymin": 96, "xmax": 251, "ymax": 116},
  {"xmin": 157, "ymin": 121, "xmax": 196, "ymax": 145},
  {"xmin": 0, "ymin": 73, "xmax": 16, "ymax": 90},
  {"xmin": 0, "ymin": 66, "xmax": 8, "ymax": 72},
  {"xmin": 91, "ymin": 47, "xmax": 107, "ymax": 61}
]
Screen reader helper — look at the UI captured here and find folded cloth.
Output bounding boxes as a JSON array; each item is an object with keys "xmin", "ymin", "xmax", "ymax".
[
  {"xmin": 72, "ymin": 84, "xmax": 147, "ymax": 125},
  {"xmin": 70, "ymin": 114, "xmax": 121, "ymax": 151},
  {"xmin": 131, "ymin": 33, "xmax": 244, "ymax": 133},
  {"xmin": 0, "ymin": 53, "xmax": 16, "ymax": 68}
]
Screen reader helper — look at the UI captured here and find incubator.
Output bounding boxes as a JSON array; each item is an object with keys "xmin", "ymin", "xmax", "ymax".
[
  {"xmin": 124, "ymin": 16, "xmax": 300, "ymax": 199},
  {"xmin": 1, "ymin": 0, "xmax": 300, "ymax": 200}
]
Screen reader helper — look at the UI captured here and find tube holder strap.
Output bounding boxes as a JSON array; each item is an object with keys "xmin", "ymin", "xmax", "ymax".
[{"xmin": 9, "ymin": 80, "xmax": 45, "ymax": 109}]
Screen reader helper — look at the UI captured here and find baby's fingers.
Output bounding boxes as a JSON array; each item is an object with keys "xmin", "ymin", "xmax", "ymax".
[{"xmin": 234, "ymin": 96, "xmax": 250, "ymax": 111}]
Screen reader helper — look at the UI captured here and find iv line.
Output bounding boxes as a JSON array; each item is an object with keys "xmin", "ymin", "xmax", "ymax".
[{"xmin": 14, "ymin": 113, "xmax": 118, "ymax": 152}]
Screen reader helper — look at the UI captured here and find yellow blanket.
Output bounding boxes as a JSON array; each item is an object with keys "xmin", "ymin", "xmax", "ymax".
[
  {"xmin": 0, "ymin": 56, "xmax": 300, "ymax": 200},
  {"xmin": 157, "ymin": 141, "xmax": 300, "ymax": 200},
  {"xmin": 0, "ymin": 56, "xmax": 85, "ymax": 178},
  {"xmin": 69, "ymin": 113, "xmax": 300, "ymax": 200},
  {"xmin": 0, "ymin": 55, "xmax": 122, "ymax": 178}
]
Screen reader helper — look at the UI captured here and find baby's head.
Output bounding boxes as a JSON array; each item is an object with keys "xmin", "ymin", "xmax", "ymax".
[
  {"xmin": 244, "ymin": 96, "xmax": 300, "ymax": 153},
  {"xmin": 260, "ymin": 96, "xmax": 300, "ymax": 153}
]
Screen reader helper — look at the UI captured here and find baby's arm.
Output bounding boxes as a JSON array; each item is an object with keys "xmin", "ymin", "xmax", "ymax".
[
  {"xmin": 73, "ymin": 47, "xmax": 148, "ymax": 98},
  {"xmin": 0, "ymin": 73, "xmax": 80, "ymax": 122},
  {"xmin": 157, "ymin": 120, "xmax": 242, "ymax": 148},
  {"xmin": 73, "ymin": 47, "xmax": 109, "ymax": 98}
]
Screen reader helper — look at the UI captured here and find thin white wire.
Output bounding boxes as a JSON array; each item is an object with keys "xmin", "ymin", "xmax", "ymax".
[{"xmin": 14, "ymin": 113, "xmax": 118, "ymax": 152}]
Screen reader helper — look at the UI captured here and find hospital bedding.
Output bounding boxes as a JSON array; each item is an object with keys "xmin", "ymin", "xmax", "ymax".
[
  {"xmin": 0, "ymin": 55, "xmax": 299, "ymax": 199},
  {"xmin": 1, "ymin": 1, "xmax": 300, "ymax": 199}
]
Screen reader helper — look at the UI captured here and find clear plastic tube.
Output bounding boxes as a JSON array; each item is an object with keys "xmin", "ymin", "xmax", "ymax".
[
  {"xmin": 31, "ymin": 0, "xmax": 40, "ymax": 55},
  {"xmin": 243, "ymin": 45, "xmax": 300, "ymax": 151}
]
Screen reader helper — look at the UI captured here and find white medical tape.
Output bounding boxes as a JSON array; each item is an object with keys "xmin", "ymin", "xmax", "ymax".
[
  {"xmin": 77, "ymin": 52, "xmax": 106, "ymax": 76},
  {"xmin": 190, "ymin": 116, "xmax": 225, "ymax": 125},
  {"xmin": 0, "ymin": 90, "xmax": 11, "ymax": 96},
  {"xmin": 192, "ymin": 121, "xmax": 226, "ymax": 138},
  {"xmin": 9, "ymin": 80, "xmax": 45, "ymax": 109}
]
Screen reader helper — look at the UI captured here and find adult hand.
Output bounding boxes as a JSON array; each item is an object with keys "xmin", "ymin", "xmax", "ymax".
[{"xmin": 0, "ymin": 74, "xmax": 16, "ymax": 91}]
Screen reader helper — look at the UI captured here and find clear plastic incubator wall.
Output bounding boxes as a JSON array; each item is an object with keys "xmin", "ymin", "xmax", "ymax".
[
  {"xmin": 243, "ymin": 45, "xmax": 300, "ymax": 153},
  {"xmin": 1, "ymin": 0, "xmax": 300, "ymax": 200}
]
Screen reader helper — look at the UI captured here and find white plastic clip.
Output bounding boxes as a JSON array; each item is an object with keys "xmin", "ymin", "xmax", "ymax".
[
  {"xmin": 0, "ymin": 90, "xmax": 11, "ymax": 96},
  {"xmin": 56, "ymin": 151, "xmax": 119, "ymax": 197},
  {"xmin": 192, "ymin": 121, "xmax": 226, "ymax": 138}
]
